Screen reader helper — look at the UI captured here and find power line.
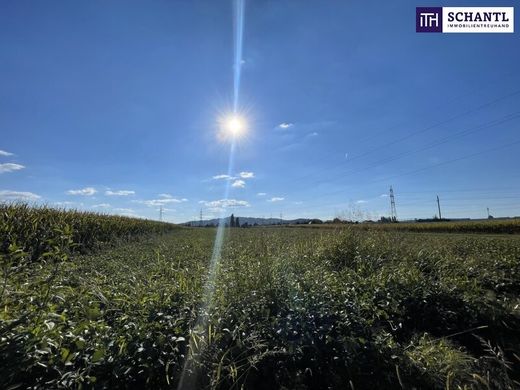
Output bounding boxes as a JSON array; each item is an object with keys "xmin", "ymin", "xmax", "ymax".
[
  {"xmin": 397, "ymin": 195, "xmax": 520, "ymax": 204},
  {"xmin": 279, "ymin": 72, "xmax": 519, "ymax": 185},
  {"xmin": 288, "ymin": 110, "xmax": 520, "ymax": 191},
  {"xmin": 271, "ymin": 138, "xmax": 520, "ymax": 215},
  {"xmin": 397, "ymin": 186, "xmax": 520, "ymax": 194},
  {"xmin": 277, "ymin": 90, "xmax": 520, "ymax": 189},
  {"xmin": 352, "ymin": 69, "xmax": 518, "ymax": 147},
  {"xmin": 345, "ymin": 89, "xmax": 520, "ymax": 163}
]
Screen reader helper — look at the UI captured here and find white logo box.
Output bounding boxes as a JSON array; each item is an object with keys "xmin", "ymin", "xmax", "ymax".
[{"xmin": 443, "ymin": 7, "xmax": 514, "ymax": 33}]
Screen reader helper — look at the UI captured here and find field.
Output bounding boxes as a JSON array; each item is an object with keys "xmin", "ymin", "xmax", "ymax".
[
  {"xmin": 1, "ymin": 206, "xmax": 520, "ymax": 389},
  {"xmin": 286, "ymin": 219, "xmax": 520, "ymax": 235}
]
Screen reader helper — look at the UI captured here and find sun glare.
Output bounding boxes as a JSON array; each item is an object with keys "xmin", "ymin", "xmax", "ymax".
[
  {"xmin": 227, "ymin": 116, "xmax": 244, "ymax": 135},
  {"xmin": 219, "ymin": 114, "xmax": 248, "ymax": 141}
]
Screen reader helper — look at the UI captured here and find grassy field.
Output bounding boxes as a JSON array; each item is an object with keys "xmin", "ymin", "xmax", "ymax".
[
  {"xmin": 1, "ymin": 206, "xmax": 520, "ymax": 389},
  {"xmin": 285, "ymin": 218, "xmax": 520, "ymax": 235}
]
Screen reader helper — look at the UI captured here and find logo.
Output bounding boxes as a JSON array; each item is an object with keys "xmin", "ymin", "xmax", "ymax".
[
  {"xmin": 416, "ymin": 7, "xmax": 514, "ymax": 33},
  {"xmin": 417, "ymin": 7, "xmax": 443, "ymax": 32}
]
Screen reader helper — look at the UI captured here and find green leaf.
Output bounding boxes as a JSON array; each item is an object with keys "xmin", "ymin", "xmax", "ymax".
[{"xmin": 92, "ymin": 348, "xmax": 105, "ymax": 363}]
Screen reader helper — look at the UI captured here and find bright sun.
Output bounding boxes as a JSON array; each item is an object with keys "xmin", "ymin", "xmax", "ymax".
[
  {"xmin": 227, "ymin": 117, "xmax": 244, "ymax": 135},
  {"xmin": 219, "ymin": 114, "xmax": 247, "ymax": 141}
]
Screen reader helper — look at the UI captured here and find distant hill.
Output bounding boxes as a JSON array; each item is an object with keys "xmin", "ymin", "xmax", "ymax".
[{"xmin": 182, "ymin": 216, "xmax": 318, "ymax": 227}]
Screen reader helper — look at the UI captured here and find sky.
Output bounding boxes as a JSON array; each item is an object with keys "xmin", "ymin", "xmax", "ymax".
[{"xmin": 1, "ymin": 0, "xmax": 520, "ymax": 222}]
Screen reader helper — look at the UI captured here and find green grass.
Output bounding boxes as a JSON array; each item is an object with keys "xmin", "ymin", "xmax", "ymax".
[{"xmin": 1, "ymin": 207, "xmax": 520, "ymax": 389}]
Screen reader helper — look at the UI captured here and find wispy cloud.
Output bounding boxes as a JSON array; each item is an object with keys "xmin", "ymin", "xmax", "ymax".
[
  {"xmin": 277, "ymin": 122, "xmax": 293, "ymax": 129},
  {"xmin": 134, "ymin": 197, "xmax": 188, "ymax": 207},
  {"xmin": 231, "ymin": 179, "xmax": 245, "ymax": 188},
  {"xmin": 199, "ymin": 199, "xmax": 250, "ymax": 208},
  {"xmin": 356, "ymin": 200, "xmax": 368, "ymax": 204},
  {"xmin": 0, "ymin": 150, "xmax": 14, "ymax": 157},
  {"xmin": 0, "ymin": 163, "xmax": 25, "ymax": 173},
  {"xmin": 67, "ymin": 187, "xmax": 97, "ymax": 196},
  {"xmin": 105, "ymin": 190, "xmax": 135, "ymax": 196},
  {"xmin": 239, "ymin": 171, "xmax": 254, "ymax": 179},
  {"xmin": 267, "ymin": 197, "xmax": 285, "ymax": 202},
  {"xmin": 92, "ymin": 203, "xmax": 111, "ymax": 208},
  {"xmin": 158, "ymin": 193, "xmax": 173, "ymax": 198},
  {"xmin": 113, "ymin": 208, "xmax": 135, "ymax": 214},
  {"xmin": 257, "ymin": 192, "xmax": 267, "ymax": 196},
  {"xmin": 213, "ymin": 174, "xmax": 234, "ymax": 180},
  {"xmin": 0, "ymin": 190, "xmax": 41, "ymax": 201},
  {"xmin": 380, "ymin": 194, "xmax": 388, "ymax": 198}
]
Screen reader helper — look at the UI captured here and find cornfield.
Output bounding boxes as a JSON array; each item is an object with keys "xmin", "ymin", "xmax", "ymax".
[{"xmin": 1, "ymin": 203, "xmax": 179, "ymax": 262}]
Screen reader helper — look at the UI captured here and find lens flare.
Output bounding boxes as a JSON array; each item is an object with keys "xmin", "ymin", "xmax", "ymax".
[
  {"xmin": 219, "ymin": 114, "xmax": 247, "ymax": 141},
  {"xmin": 178, "ymin": 1, "xmax": 247, "ymax": 388},
  {"xmin": 227, "ymin": 116, "xmax": 244, "ymax": 135}
]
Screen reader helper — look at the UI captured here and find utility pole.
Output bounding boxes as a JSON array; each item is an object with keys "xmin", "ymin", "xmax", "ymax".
[
  {"xmin": 436, "ymin": 195, "xmax": 442, "ymax": 220},
  {"xmin": 159, "ymin": 206, "xmax": 163, "ymax": 221},
  {"xmin": 389, "ymin": 186, "xmax": 397, "ymax": 222},
  {"xmin": 487, "ymin": 207, "xmax": 490, "ymax": 219},
  {"xmin": 199, "ymin": 208, "xmax": 203, "ymax": 227}
]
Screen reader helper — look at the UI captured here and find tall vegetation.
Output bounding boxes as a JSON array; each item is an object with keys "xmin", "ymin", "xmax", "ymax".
[
  {"xmin": 1, "ymin": 204, "xmax": 178, "ymax": 262},
  {"xmin": 1, "ymin": 206, "xmax": 519, "ymax": 388}
]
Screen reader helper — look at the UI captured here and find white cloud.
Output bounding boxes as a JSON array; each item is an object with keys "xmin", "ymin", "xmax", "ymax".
[
  {"xmin": 257, "ymin": 192, "xmax": 267, "ymax": 196},
  {"xmin": 134, "ymin": 197, "xmax": 188, "ymax": 207},
  {"xmin": 67, "ymin": 187, "xmax": 97, "ymax": 196},
  {"xmin": 105, "ymin": 190, "xmax": 135, "ymax": 196},
  {"xmin": 356, "ymin": 200, "xmax": 368, "ymax": 204},
  {"xmin": 199, "ymin": 199, "xmax": 250, "ymax": 208},
  {"xmin": 158, "ymin": 193, "xmax": 173, "ymax": 198},
  {"xmin": 267, "ymin": 197, "xmax": 285, "ymax": 202},
  {"xmin": 278, "ymin": 122, "xmax": 293, "ymax": 129},
  {"xmin": 0, "ymin": 190, "xmax": 41, "ymax": 201},
  {"xmin": 92, "ymin": 203, "xmax": 111, "ymax": 208},
  {"xmin": 113, "ymin": 208, "xmax": 135, "ymax": 213},
  {"xmin": 231, "ymin": 179, "xmax": 245, "ymax": 188},
  {"xmin": 308, "ymin": 132, "xmax": 319, "ymax": 137},
  {"xmin": 0, "ymin": 163, "xmax": 25, "ymax": 173},
  {"xmin": 0, "ymin": 150, "xmax": 14, "ymax": 157},
  {"xmin": 239, "ymin": 171, "xmax": 254, "ymax": 179},
  {"xmin": 380, "ymin": 194, "xmax": 388, "ymax": 198},
  {"xmin": 213, "ymin": 174, "xmax": 234, "ymax": 180}
]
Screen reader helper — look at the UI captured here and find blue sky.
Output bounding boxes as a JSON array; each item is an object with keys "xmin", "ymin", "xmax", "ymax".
[{"xmin": 1, "ymin": 0, "xmax": 519, "ymax": 222}]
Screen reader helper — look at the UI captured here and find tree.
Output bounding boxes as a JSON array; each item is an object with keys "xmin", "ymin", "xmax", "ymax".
[
  {"xmin": 230, "ymin": 214, "xmax": 235, "ymax": 228},
  {"xmin": 235, "ymin": 217, "xmax": 240, "ymax": 227}
]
